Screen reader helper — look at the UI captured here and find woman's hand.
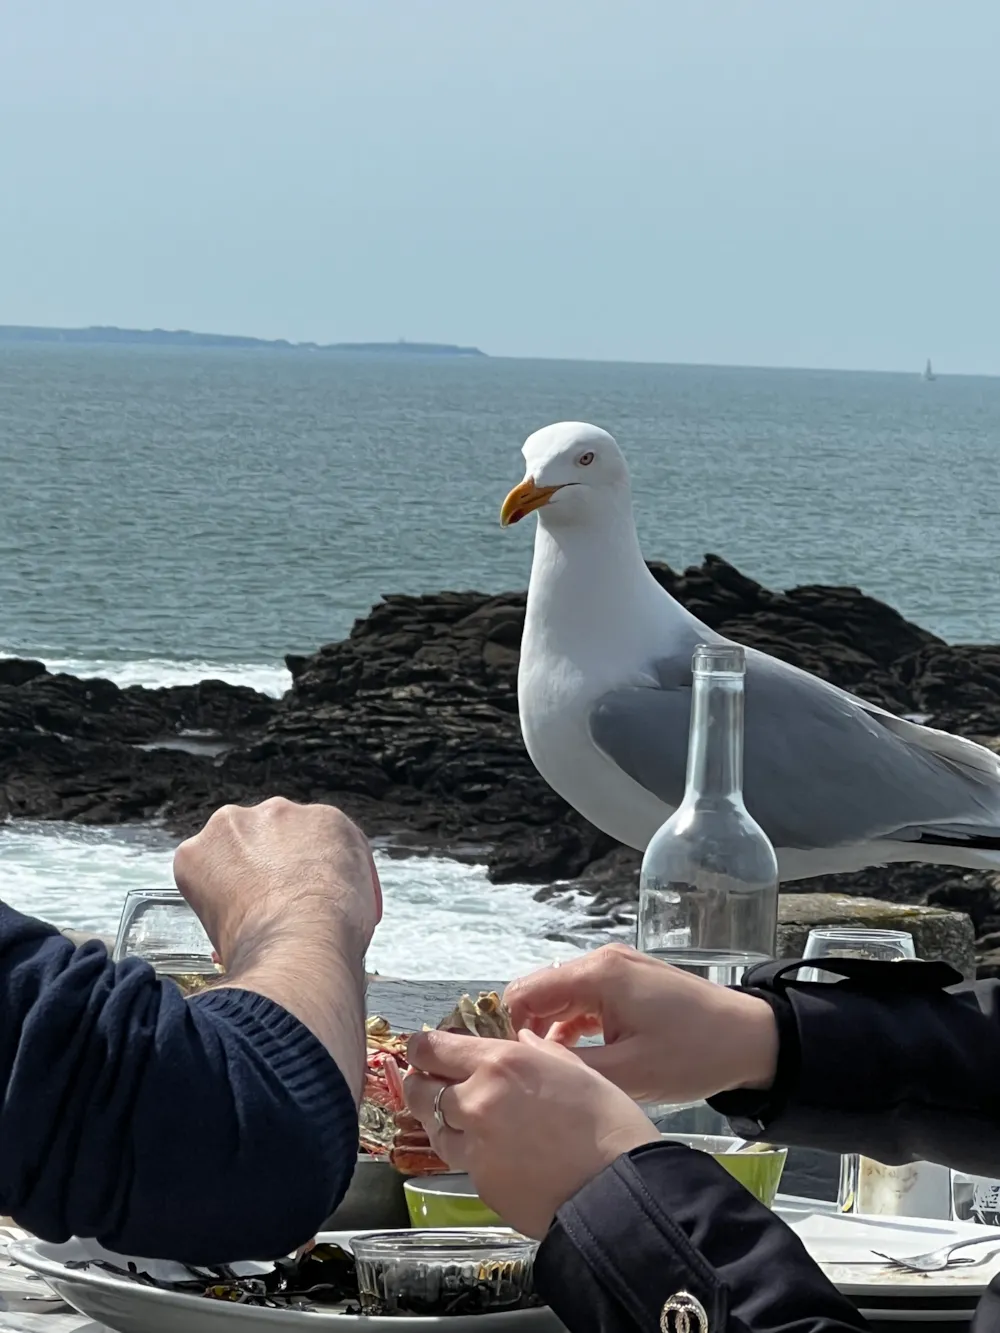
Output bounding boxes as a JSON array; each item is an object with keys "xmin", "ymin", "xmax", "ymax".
[
  {"xmin": 404, "ymin": 1028, "xmax": 657, "ymax": 1239},
  {"xmin": 503, "ymin": 944, "xmax": 779, "ymax": 1106}
]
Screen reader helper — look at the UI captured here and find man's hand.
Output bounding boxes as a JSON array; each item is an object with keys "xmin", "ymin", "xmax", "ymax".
[
  {"xmin": 404, "ymin": 1029, "xmax": 657, "ymax": 1239},
  {"xmin": 504, "ymin": 943, "xmax": 779, "ymax": 1105},
  {"xmin": 173, "ymin": 798, "xmax": 382, "ymax": 1102}
]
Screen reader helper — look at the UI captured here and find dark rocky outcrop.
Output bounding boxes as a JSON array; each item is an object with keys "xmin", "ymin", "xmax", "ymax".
[
  {"xmin": 2, "ymin": 554, "xmax": 1000, "ymax": 969},
  {"xmin": 0, "ymin": 671, "xmax": 275, "ymax": 746}
]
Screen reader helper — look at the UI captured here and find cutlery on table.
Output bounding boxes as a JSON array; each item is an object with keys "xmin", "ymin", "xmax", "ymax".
[{"xmin": 872, "ymin": 1237, "xmax": 1000, "ymax": 1273}]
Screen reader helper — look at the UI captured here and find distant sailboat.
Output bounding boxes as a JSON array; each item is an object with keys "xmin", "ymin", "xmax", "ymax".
[{"xmin": 923, "ymin": 358, "xmax": 936, "ymax": 381}]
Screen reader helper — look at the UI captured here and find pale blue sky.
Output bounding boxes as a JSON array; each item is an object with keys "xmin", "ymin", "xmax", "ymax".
[{"xmin": 2, "ymin": 0, "xmax": 999, "ymax": 371}]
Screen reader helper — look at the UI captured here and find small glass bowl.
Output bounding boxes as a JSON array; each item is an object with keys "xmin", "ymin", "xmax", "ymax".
[{"xmin": 351, "ymin": 1229, "xmax": 538, "ymax": 1317}]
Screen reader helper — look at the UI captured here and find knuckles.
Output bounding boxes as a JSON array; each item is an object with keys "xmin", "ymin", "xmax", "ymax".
[
  {"xmin": 189, "ymin": 796, "xmax": 360, "ymax": 842},
  {"xmin": 508, "ymin": 940, "xmax": 635, "ymax": 1007},
  {"xmin": 464, "ymin": 1045, "xmax": 531, "ymax": 1117},
  {"xmin": 406, "ymin": 1031, "xmax": 433, "ymax": 1067},
  {"xmin": 591, "ymin": 941, "xmax": 635, "ymax": 977}
]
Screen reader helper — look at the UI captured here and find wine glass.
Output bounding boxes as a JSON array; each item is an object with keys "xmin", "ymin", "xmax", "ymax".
[
  {"xmin": 800, "ymin": 926, "xmax": 916, "ymax": 983},
  {"xmin": 113, "ymin": 888, "xmax": 221, "ymax": 995},
  {"xmin": 798, "ymin": 927, "xmax": 952, "ymax": 1217}
]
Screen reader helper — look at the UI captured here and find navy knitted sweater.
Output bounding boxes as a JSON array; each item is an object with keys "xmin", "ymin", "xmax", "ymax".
[{"xmin": 0, "ymin": 902, "xmax": 359, "ymax": 1262}]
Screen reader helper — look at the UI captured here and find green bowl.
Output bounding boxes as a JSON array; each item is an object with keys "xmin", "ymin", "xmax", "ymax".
[
  {"xmin": 404, "ymin": 1136, "xmax": 786, "ymax": 1227},
  {"xmin": 662, "ymin": 1133, "xmax": 787, "ymax": 1207},
  {"xmin": 403, "ymin": 1173, "xmax": 501, "ymax": 1228}
]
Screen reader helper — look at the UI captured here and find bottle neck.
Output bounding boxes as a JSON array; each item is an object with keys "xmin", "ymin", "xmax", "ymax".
[{"xmin": 683, "ymin": 670, "xmax": 745, "ymax": 804}]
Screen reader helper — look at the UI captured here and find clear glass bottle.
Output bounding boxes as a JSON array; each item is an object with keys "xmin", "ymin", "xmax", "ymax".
[{"xmin": 637, "ymin": 643, "xmax": 779, "ymax": 987}]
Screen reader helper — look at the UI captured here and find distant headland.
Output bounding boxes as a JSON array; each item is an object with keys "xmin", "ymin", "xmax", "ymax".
[{"xmin": 0, "ymin": 325, "xmax": 487, "ymax": 357}]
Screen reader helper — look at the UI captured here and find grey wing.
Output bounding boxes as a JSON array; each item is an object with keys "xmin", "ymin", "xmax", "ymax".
[{"xmin": 588, "ymin": 650, "xmax": 1000, "ymax": 852}]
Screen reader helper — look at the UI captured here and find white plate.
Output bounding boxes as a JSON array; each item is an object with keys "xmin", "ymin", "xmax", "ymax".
[
  {"xmin": 11, "ymin": 1215, "xmax": 1000, "ymax": 1326},
  {"xmin": 783, "ymin": 1212, "xmax": 1000, "ymax": 1299},
  {"xmin": 7, "ymin": 1232, "xmax": 565, "ymax": 1333}
]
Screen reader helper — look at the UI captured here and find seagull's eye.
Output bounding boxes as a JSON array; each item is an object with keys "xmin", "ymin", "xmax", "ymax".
[{"xmin": 578, "ymin": 451, "xmax": 595, "ymax": 467}]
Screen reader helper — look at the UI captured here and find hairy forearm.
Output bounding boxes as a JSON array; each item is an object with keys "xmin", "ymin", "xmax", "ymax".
[
  {"xmin": 215, "ymin": 918, "xmax": 367, "ymax": 1104},
  {"xmin": 0, "ymin": 902, "xmax": 359, "ymax": 1258}
]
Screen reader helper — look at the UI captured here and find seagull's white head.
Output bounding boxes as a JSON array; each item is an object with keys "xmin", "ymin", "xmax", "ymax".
[{"xmin": 499, "ymin": 422, "xmax": 630, "ymax": 528}]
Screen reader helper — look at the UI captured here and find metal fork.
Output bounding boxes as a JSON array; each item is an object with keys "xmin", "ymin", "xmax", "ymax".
[{"xmin": 872, "ymin": 1236, "xmax": 1000, "ymax": 1273}]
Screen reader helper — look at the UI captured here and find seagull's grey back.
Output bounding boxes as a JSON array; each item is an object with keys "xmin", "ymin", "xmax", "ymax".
[{"xmin": 589, "ymin": 646, "xmax": 1000, "ymax": 858}]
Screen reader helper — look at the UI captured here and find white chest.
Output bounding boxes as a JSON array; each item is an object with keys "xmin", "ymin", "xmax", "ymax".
[
  {"xmin": 517, "ymin": 651, "xmax": 673, "ymax": 851},
  {"xmin": 514, "ymin": 516, "xmax": 689, "ymax": 850}
]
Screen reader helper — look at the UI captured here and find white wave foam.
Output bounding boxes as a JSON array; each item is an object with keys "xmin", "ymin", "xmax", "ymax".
[
  {"xmin": 365, "ymin": 855, "xmax": 589, "ymax": 977},
  {"xmin": 0, "ymin": 822, "xmax": 587, "ymax": 977},
  {"xmin": 0, "ymin": 652, "xmax": 290, "ymax": 697}
]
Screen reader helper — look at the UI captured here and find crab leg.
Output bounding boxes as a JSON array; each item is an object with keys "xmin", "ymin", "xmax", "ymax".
[{"xmin": 361, "ymin": 993, "xmax": 515, "ymax": 1176}]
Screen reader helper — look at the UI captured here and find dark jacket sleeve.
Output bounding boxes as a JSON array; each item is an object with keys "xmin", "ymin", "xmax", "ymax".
[
  {"xmin": 710, "ymin": 957, "xmax": 1000, "ymax": 1176},
  {"xmin": 535, "ymin": 1141, "xmax": 868, "ymax": 1333},
  {"xmin": 0, "ymin": 902, "xmax": 359, "ymax": 1263}
]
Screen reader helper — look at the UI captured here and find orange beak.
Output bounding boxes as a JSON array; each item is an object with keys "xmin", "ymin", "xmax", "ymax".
[{"xmin": 500, "ymin": 478, "xmax": 563, "ymax": 527}]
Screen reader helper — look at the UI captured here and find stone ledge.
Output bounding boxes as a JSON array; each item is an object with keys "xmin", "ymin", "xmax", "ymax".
[{"xmin": 777, "ymin": 892, "xmax": 974, "ymax": 979}]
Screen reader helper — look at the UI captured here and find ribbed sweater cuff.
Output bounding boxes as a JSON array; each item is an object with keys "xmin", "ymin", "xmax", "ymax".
[{"xmin": 193, "ymin": 988, "xmax": 360, "ymax": 1169}]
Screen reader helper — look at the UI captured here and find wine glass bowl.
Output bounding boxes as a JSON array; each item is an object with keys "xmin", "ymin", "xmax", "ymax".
[
  {"xmin": 113, "ymin": 888, "xmax": 221, "ymax": 995},
  {"xmin": 800, "ymin": 926, "xmax": 916, "ymax": 983}
]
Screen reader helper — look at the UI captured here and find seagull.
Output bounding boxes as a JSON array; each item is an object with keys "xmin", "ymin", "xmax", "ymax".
[{"xmin": 500, "ymin": 421, "xmax": 1000, "ymax": 881}]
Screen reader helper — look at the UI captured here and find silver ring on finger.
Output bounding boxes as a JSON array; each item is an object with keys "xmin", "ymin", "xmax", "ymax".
[{"xmin": 433, "ymin": 1084, "xmax": 456, "ymax": 1133}]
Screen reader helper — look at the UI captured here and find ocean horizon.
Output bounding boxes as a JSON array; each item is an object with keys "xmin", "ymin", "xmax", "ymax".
[{"xmin": 1, "ymin": 322, "xmax": 993, "ymax": 379}]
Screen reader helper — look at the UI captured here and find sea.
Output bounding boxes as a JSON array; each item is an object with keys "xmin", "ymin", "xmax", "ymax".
[{"xmin": 1, "ymin": 344, "xmax": 998, "ymax": 978}]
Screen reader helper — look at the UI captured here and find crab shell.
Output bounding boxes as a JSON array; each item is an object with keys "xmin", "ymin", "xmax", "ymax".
[
  {"xmin": 436, "ymin": 991, "xmax": 516, "ymax": 1040},
  {"xmin": 359, "ymin": 992, "xmax": 515, "ymax": 1174}
]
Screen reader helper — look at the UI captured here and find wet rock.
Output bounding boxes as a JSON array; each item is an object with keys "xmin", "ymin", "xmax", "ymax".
[
  {"xmin": 560, "ymin": 845, "xmax": 641, "ymax": 906},
  {"xmin": 0, "ymin": 730, "xmax": 215, "ymax": 825},
  {"xmin": 0, "ymin": 668, "xmax": 275, "ymax": 746},
  {"xmin": 783, "ymin": 863, "xmax": 995, "ymax": 908},
  {"xmin": 924, "ymin": 876, "xmax": 1000, "ymax": 934},
  {"xmin": 894, "ymin": 644, "xmax": 1000, "ymax": 732},
  {"xmin": 0, "ymin": 658, "xmax": 47, "ymax": 688}
]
